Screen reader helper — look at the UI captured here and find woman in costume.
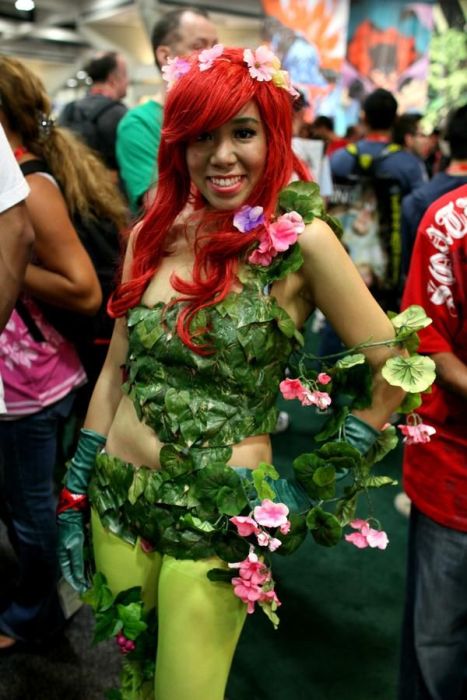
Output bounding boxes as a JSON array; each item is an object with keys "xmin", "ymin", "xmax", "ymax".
[{"xmin": 57, "ymin": 46, "xmax": 414, "ymax": 699}]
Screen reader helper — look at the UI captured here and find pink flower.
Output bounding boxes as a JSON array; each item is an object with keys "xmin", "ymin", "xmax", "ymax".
[
  {"xmin": 301, "ymin": 390, "xmax": 332, "ymax": 410},
  {"xmin": 254, "ymin": 499, "xmax": 289, "ymax": 528},
  {"xmin": 267, "ymin": 212, "xmax": 304, "ymax": 252},
  {"xmin": 161, "ymin": 56, "xmax": 191, "ymax": 86},
  {"xmin": 268, "ymin": 537, "xmax": 283, "ymax": 552},
  {"xmin": 345, "ymin": 520, "xmax": 389, "ymax": 550},
  {"xmin": 260, "ymin": 588, "xmax": 281, "ymax": 606},
  {"xmin": 231, "ymin": 577, "xmax": 263, "ymax": 614},
  {"xmin": 256, "ymin": 531, "xmax": 270, "ymax": 547},
  {"xmin": 229, "ymin": 551, "xmax": 270, "ymax": 586},
  {"xmin": 230, "ymin": 515, "xmax": 259, "ymax": 537},
  {"xmin": 198, "ymin": 43, "xmax": 224, "ymax": 71},
  {"xmin": 345, "ymin": 532, "xmax": 369, "ymax": 548},
  {"xmin": 366, "ymin": 529, "xmax": 389, "ymax": 550},
  {"xmin": 243, "ymin": 46, "xmax": 280, "ymax": 82},
  {"xmin": 397, "ymin": 422, "xmax": 436, "ymax": 445},
  {"xmin": 279, "ymin": 520, "xmax": 291, "ymax": 535},
  {"xmin": 279, "ymin": 378, "xmax": 306, "ymax": 400},
  {"xmin": 317, "ymin": 372, "xmax": 331, "ymax": 385}
]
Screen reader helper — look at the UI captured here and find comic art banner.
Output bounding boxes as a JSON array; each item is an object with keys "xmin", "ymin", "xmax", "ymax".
[
  {"xmin": 262, "ymin": 0, "xmax": 436, "ymax": 134},
  {"xmin": 261, "ymin": 0, "xmax": 350, "ymax": 127}
]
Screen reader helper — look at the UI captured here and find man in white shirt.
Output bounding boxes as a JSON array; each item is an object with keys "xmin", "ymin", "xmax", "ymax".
[{"xmin": 0, "ymin": 124, "xmax": 33, "ymax": 331}]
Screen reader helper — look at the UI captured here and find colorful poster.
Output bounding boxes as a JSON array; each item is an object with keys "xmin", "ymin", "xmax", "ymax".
[
  {"xmin": 342, "ymin": 1, "xmax": 435, "ymax": 129},
  {"xmin": 424, "ymin": 1, "xmax": 467, "ymax": 131},
  {"xmin": 261, "ymin": 0, "xmax": 350, "ymax": 129}
]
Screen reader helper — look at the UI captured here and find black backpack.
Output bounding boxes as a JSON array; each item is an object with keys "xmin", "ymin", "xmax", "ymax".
[
  {"xmin": 19, "ymin": 159, "xmax": 121, "ymax": 350},
  {"xmin": 59, "ymin": 97, "xmax": 117, "ymax": 155},
  {"xmin": 328, "ymin": 143, "xmax": 403, "ymax": 310}
]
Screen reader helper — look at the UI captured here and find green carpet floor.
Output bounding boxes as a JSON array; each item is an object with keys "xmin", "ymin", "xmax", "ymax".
[{"xmin": 227, "ymin": 395, "xmax": 408, "ymax": 700}]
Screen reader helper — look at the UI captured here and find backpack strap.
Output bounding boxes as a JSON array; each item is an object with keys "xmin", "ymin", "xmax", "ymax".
[
  {"xmin": 15, "ymin": 299, "xmax": 45, "ymax": 343},
  {"xmin": 19, "ymin": 159, "xmax": 50, "ymax": 177}
]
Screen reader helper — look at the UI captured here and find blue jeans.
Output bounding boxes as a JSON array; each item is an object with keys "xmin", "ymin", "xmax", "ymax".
[
  {"xmin": 398, "ymin": 506, "xmax": 467, "ymax": 700},
  {"xmin": 0, "ymin": 392, "xmax": 75, "ymax": 641}
]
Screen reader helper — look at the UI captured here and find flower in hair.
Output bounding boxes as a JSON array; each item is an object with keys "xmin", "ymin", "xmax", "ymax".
[
  {"xmin": 243, "ymin": 46, "xmax": 281, "ymax": 82},
  {"xmin": 161, "ymin": 56, "xmax": 191, "ymax": 88},
  {"xmin": 233, "ymin": 205, "xmax": 265, "ymax": 232},
  {"xmin": 198, "ymin": 43, "xmax": 224, "ymax": 71}
]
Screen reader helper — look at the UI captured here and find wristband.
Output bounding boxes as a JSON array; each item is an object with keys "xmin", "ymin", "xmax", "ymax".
[{"xmin": 57, "ymin": 486, "xmax": 89, "ymax": 515}]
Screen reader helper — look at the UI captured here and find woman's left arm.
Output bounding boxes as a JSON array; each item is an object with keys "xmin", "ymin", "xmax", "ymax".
[{"xmin": 299, "ymin": 218, "xmax": 405, "ymax": 430}]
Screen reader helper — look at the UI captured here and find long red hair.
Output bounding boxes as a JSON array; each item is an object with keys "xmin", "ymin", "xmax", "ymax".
[{"xmin": 109, "ymin": 46, "xmax": 309, "ymax": 352}]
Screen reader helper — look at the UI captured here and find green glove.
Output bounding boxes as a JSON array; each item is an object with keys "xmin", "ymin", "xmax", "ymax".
[
  {"xmin": 57, "ymin": 428, "xmax": 106, "ymax": 593},
  {"xmin": 344, "ymin": 415, "xmax": 380, "ymax": 455}
]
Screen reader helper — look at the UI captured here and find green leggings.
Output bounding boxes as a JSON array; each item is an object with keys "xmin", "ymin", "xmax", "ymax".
[{"xmin": 91, "ymin": 509, "xmax": 247, "ymax": 700}]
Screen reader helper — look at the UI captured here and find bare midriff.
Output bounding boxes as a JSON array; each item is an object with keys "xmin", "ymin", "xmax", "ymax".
[{"xmin": 105, "ymin": 393, "xmax": 272, "ymax": 471}]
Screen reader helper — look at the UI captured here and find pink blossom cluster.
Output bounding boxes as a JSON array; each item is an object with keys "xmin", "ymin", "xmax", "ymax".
[
  {"xmin": 344, "ymin": 519, "xmax": 389, "ymax": 550},
  {"xmin": 229, "ymin": 550, "xmax": 281, "ymax": 614},
  {"xmin": 116, "ymin": 632, "xmax": 136, "ymax": 655},
  {"xmin": 230, "ymin": 499, "xmax": 291, "ymax": 553},
  {"xmin": 397, "ymin": 421, "xmax": 436, "ymax": 445},
  {"xmin": 279, "ymin": 375, "xmax": 332, "ymax": 410},
  {"xmin": 161, "ymin": 56, "xmax": 191, "ymax": 88},
  {"xmin": 248, "ymin": 211, "xmax": 304, "ymax": 266},
  {"xmin": 243, "ymin": 46, "xmax": 297, "ymax": 96},
  {"xmin": 198, "ymin": 43, "xmax": 224, "ymax": 71}
]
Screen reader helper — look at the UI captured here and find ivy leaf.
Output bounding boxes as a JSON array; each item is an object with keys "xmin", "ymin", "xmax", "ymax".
[
  {"xmin": 314, "ymin": 406, "xmax": 349, "ymax": 442},
  {"xmin": 293, "ymin": 452, "xmax": 325, "ymax": 499},
  {"xmin": 363, "ymin": 475, "xmax": 398, "ymax": 489},
  {"xmin": 397, "ymin": 392, "xmax": 422, "ymax": 414},
  {"xmin": 252, "ymin": 462, "xmax": 279, "ymax": 501},
  {"xmin": 335, "ymin": 353, "xmax": 366, "ymax": 370},
  {"xmin": 82, "ymin": 572, "xmax": 114, "ymax": 612},
  {"xmin": 335, "ymin": 495, "xmax": 357, "ymax": 526},
  {"xmin": 159, "ymin": 444, "xmax": 193, "ymax": 480},
  {"xmin": 216, "ymin": 485, "xmax": 248, "ymax": 516},
  {"xmin": 117, "ymin": 603, "xmax": 148, "ymax": 640},
  {"xmin": 180, "ymin": 514, "xmax": 217, "ymax": 533},
  {"xmin": 128, "ymin": 469, "xmax": 147, "ymax": 506},
  {"xmin": 365, "ymin": 425, "xmax": 398, "ymax": 465},
  {"xmin": 94, "ymin": 611, "xmax": 122, "ymax": 644},
  {"xmin": 312, "ymin": 465, "xmax": 336, "ymax": 500},
  {"xmin": 321, "ymin": 212, "xmax": 343, "ymax": 238},
  {"xmin": 275, "ymin": 513, "xmax": 308, "ymax": 555},
  {"xmin": 278, "ymin": 181, "xmax": 324, "ymax": 222},
  {"xmin": 382, "ymin": 355, "xmax": 436, "ymax": 392},
  {"xmin": 391, "ymin": 305, "xmax": 432, "ymax": 337},
  {"xmin": 317, "ymin": 441, "xmax": 362, "ymax": 473},
  {"xmin": 207, "ymin": 567, "xmax": 235, "ymax": 584},
  {"xmin": 306, "ymin": 506, "xmax": 342, "ymax": 547}
]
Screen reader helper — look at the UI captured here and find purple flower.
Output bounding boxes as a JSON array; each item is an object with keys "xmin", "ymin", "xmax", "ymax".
[
  {"xmin": 233, "ymin": 205, "xmax": 265, "ymax": 233},
  {"xmin": 161, "ymin": 57, "xmax": 191, "ymax": 87}
]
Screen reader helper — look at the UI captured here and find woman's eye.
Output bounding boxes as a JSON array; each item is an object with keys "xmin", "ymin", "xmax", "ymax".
[{"xmin": 235, "ymin": 128, "xmax": 256, "ymax": 139}]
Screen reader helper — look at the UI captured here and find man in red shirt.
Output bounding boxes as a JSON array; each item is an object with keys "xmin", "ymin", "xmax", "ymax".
[{"xmin": 398, "ymin": 184, "xmax": 467, "ymax": 699}]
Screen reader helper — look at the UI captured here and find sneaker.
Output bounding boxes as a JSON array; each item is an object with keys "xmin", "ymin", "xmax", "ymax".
[
  {"xmin": 394, "ymin": 492, "xmax": 411, "ymax": 518},
  {"xmin": 274, "ymin": 411, "xmax": 290, "ymax": 433}
]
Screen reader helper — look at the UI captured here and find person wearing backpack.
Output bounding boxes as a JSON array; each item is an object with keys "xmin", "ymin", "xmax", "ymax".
[
  {"xmin": 58, "ymin": 51, "xmax": 128, "ymax": 182},
  {"xmin": 329, "ymin": 89, "xmax": 426, "ymax": 310},
  {"xmin": 0, "ymin": 56, "xmax": 127, "ymax": 649}
]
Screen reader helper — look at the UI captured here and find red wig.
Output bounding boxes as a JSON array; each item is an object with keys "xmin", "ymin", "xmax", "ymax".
[{"xmin": 109, "ymin": 46, "xmax": 309, "ymax": 352}]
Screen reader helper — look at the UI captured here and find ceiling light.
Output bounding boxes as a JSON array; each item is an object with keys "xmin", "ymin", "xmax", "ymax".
[{"xmin": 15, "ymin": 0, "xmax": 35, "ymax": 10}]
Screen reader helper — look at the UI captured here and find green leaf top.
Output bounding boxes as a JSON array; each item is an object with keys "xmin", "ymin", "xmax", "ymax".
[
  {"xmin": 382, "ymin": 355, "xmax": 436, "ymax": 393},
  {"xmin": 335, "ymin": 353, "xmax": 366, "ymax": 370},
  {"xmin": 278, "ymin": 181, "xmax": 324, "ymax": 223},
  {"xmin": 391, "ymin": 305, "xmax": 432, "ymax": 339}
]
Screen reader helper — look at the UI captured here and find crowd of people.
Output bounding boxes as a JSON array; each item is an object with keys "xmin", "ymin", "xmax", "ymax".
[{"xmin": 0, "ymin": 5, "xmax": 465, "ymax": 700}]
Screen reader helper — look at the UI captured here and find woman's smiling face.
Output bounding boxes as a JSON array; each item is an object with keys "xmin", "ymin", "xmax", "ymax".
[{"xmin": 186, "ymin": 101, "xmax": 267, "ymax": 211}]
